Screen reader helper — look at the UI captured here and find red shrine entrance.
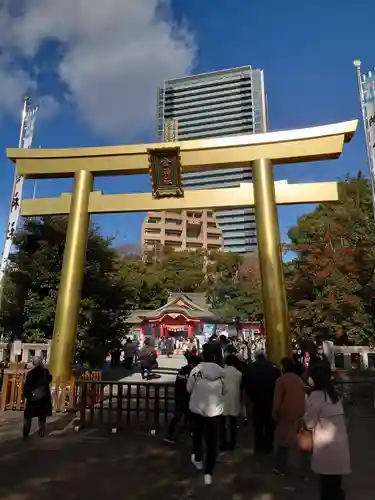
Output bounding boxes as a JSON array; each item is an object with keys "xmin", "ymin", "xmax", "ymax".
[
  {"xmin": 125, "ymin": 293, "xmax": 217, "ymax": 341},
  {"xmin": 126, "ymin": 292, "xmax": 266, "ymax": 344},
  {"xmin": 148, "ymin": 313, "xmax": 199, "ymax": 338}
]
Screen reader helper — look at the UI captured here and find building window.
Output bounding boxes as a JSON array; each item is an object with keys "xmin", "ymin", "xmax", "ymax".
[
  {"xmin": 165, "ymin": 219, "xmax": 181, "ymax": 225},
  {"xmin": 147, "ymin": 217, "xmax": 161, "ymax": 224}
]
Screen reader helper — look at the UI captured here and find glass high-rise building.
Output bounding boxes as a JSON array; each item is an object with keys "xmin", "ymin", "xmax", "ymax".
[{"xmin": 156, "ymin": 66, "xmax": 267, "ymax": 254}]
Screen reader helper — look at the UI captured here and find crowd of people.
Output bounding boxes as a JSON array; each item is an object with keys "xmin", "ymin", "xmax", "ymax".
[
  {"xmin": 114, "ymin": 336, "xmax": 162, "ymax": 379},
  {"xmin": 164, "ymin": 334, "xmax": 351, "ymax": 499},
  {"xmin": 19, "ymin": 333, "xmax": 350, "ymax": 499},
  {"xmin": 117, "ymin": 335, "xmax": 201, "ymax": 379}
]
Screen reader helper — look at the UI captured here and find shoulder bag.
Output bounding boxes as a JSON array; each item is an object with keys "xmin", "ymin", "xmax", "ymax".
[
  {"xmin": 29, "ymin": 370, "xmax": 49, "ymax": 402},
  {"xmin": 297, "ymin": 419, "xmax": 314, "ymax": 452},
  {"xmin": 297, "ymin": 401, "xmax": 323, "ymax": 452}
]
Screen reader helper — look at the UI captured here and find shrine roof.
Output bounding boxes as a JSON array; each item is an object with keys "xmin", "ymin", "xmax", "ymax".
[{"xmin": 125, "ymin": 292, "xmax": 215, "ymax": 323}]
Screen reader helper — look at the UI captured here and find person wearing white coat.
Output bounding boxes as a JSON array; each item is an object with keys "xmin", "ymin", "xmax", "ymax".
[
  {"xmin": 304, "ymin": 364, "xmax": 351, "ymax": 500},
  {"xmin": 220, "ymin": 354, "xmax": 242, "ymax": 450},
  {"xmin": 187, "ymin": 343, "xmax": 224, "ymax": 486}
]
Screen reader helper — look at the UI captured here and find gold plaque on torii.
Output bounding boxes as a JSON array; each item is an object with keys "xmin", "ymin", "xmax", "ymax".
[{"xmin": 148, "ymin": 147, "xmax": 183, "ymax": 198}]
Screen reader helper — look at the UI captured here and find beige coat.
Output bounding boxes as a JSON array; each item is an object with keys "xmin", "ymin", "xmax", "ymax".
[
  {"xmin": 223, "ymin": 365, "xmax": 242, "ymax": 416},
  {"xmin": 304, "ymin": 390, "xmax": 351, "ymax": 475},
  {"xmin": 273, "ymin": 372, "xmax": 306, "ymax": 447}
]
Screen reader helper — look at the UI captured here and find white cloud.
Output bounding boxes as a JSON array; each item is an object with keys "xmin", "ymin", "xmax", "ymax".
[
  {"xmin": 0, "ymin": 55, "xmax": 36, "ymax": 115},
  {"xmin": 0, "ymin": 0, "xmax": 195, "ymax": 137},
  {"xmin": 37, "ymin": 95, "xmax": 60, "ymax": 121}
]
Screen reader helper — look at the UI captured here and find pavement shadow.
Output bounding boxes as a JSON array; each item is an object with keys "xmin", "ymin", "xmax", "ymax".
[
  {"xmin": 0, "ymin": 407, "xmax": 373, "ymax": 499},
  {"xmin": 0, "ymin": 412, "xmax": 76, "ymax": 456},
  {"xmin": 0, "ymin": 424, "xmax": 313, "ymax": 500}
]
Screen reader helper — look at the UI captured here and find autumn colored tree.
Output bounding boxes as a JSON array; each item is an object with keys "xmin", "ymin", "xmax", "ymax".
[{"xmin": 285, "ymin": 173, "xmax": 375, "ymax": 345}]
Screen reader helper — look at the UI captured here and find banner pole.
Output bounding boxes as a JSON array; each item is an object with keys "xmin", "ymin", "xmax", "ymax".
[
  {"xmin": 18, "ymin": 96, "xmax": 29, "ymax": 148},
  {"xmin": 0, "ymin": 96, "xmax": 36, "ymax": 312},
  {"xmin": 353, "ymin": 60, "xmax": 375, "ymax": 220}
]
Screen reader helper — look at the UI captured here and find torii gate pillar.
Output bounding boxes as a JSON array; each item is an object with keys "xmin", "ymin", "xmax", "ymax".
[{"xmin": 252, "ymin": 158, "xmax": 290, "ymax": 362}]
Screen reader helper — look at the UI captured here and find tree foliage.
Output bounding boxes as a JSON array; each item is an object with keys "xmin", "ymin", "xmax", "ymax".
[
  {"xmin": 156, "ymin": 250, "xmax": 206, "ymax": 293},
  {"xmin": 116, "ymin": 256, "xmax": 168, "ymax": 310},
  {"xmin": 285, "ymin": 173, "xmax": 375, "ymax": 345},
  {"xmin": 0, "ymin": 217, "xmax": 136, "ymax": 366},
  {"xmin": 117, "ymin": 248, "xmax": 263, "ymax": 322},
  {"xmin": 206, "ymin": 251, "xmax": 263, "ymax": 322}
]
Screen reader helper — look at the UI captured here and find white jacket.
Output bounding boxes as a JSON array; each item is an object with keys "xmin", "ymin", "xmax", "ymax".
[
  {"xmin": 223, "ymin": 365, "xmax": 242, "ymax": 416},
  {"xmin": 187, "ymin": 362, "xmax": 225, "ymax": 417}
]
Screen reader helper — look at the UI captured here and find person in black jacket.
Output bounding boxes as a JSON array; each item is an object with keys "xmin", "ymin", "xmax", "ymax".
[
  {"xmin": 23, "ymin": 356, "xmax": 53, "ymax": 438},
  {"xmin": 307, "ymin": 344, "xmax": 331, "ymax": 379},
  {"xmin": 164, "ymin": 352, "xmax": 201, "ymax": 443},
  {"xmin": 243, "ymin": 350, "xmax": 280, "ymax": 454}
]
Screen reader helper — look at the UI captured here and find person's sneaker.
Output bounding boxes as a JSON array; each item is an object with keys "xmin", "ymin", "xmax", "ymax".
[
  {"xmin": 191, "ymin": 454, "xmax": 203, "ymax": 470},
  {"xmin": 204, "ymin": 474, "xmax": 212, "ymax": 486},
  {"xmin": 164, "ymin": 436, "xmax": 175, "ymax": 444}
]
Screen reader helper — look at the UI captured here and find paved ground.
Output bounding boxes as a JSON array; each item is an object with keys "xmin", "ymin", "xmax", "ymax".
[
  {"xmin": 0, "ymin": 411, "xmax": 72, "ymax": 442},
  {"xmin": 0, "ymin": 405, "xmax": 374, "ymax": 500},
  {"xmin": 118, "ymin": 355, "xmax": 185, "ymax": 384}
]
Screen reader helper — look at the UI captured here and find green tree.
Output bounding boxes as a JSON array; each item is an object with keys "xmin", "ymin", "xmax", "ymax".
[
  {"xmin": 0, "ymin": 216, "xmax": 136, "ymax": 366},
  {"xmin": 206, "ymin": 251, "xmax": 263, "ymax": 322},
  {"xmin": 285, "ymin": 174, "xmax": 375, "ymax": 345},
  {"xmin": 117, "ymin": 255, "xmax": 168, "ymax": 309},
  {"xmin": 117, "ymin": 248, "xmax": 206, "ymax": 310},
  {"xmin": 118, "ymin": 247, "xmax": 263, "ymax": 320},
  {"xmin": 158, "ymin": 250, "xmax": 207, "ymax": 293}
]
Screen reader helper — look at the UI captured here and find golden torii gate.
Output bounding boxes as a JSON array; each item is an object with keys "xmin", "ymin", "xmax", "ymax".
[{"xmin": 7, "ymin": 120, "xmax": 357, "ymax": 379}]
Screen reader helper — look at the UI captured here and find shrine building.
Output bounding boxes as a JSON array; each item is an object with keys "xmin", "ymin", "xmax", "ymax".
[{"xmin": 125, "ymin": 292, "xmax": 262, "ymax": 341}]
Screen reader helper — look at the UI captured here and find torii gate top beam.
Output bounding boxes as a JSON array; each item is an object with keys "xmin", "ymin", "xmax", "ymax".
[{"xmin": 6, "ymin": 120, "xmax": 357, "ymax": 179}]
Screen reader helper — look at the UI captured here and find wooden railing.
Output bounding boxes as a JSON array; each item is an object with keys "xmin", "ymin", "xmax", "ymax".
[
  {"xmin": 2, "ymin": 373, "xmax": 373, "ymax": 434},
  {"xmin": 74, "ymin": 378, "xmax": 375, "ymax": 432},
  {"xmin": 0, "ymin": 371, "xmax": 102, "ymax": 412},
  {"xmin": 76, "ymin": 380, "xmax": 175, "ymax": 431}
]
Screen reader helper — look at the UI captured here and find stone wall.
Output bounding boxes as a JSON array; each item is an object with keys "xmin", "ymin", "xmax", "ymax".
[
  {"xmin": 0, "ymin": 341, "xmax": 51, "ymax": 365},
  {"xmin": 323, "ymin": 340, "xmax": 375, "ymax": 370}
]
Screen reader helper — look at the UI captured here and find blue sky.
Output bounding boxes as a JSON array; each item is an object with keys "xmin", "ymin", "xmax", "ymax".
[{"xmin": 0, "ymin": 0, "xmax": 373, "ymax": 249}]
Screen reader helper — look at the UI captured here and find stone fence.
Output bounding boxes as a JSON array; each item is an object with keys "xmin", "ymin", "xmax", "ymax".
[
  {"xmin": 0, "ymin": 341, "xmax": 50, "ymax": 366},
  {"xmin": 323, "ymin": 341, "xmax": 375, "ymax": 371}
]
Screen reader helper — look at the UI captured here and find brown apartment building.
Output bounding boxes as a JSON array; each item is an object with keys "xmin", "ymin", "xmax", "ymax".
[{"xmin": 141, "ymin": 209, "xmax": 223, "ymax": 253}]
